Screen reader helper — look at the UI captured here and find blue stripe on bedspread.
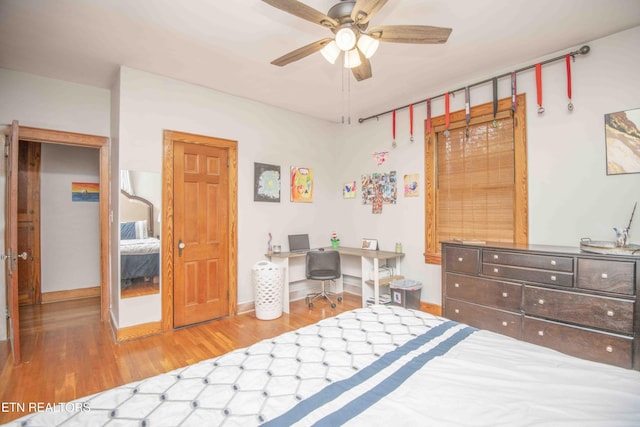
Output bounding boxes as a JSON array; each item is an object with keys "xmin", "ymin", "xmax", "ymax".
[{"xmin": 262, "ymin": 320, "xmax": 477, "ymax": 427}]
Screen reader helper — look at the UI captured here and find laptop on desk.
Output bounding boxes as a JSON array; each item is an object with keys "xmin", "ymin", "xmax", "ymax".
[{"xmin": 288, "ymin": 234, "xmax": 311, "ymax": 253}]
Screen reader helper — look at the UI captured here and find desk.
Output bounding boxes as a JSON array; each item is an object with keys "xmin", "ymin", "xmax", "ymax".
[{"xmin": 268, "ymin": 247, "xmax": 404, "ymax": 313}]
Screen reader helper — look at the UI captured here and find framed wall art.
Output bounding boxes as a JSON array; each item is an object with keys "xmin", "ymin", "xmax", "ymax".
[
  {"xmin": 291, "ymin": 166, "xmax": 313, "ymax": 202},
  {"xmin": 254, "ymin": 162, "xmax": 281, "ymax": 202},
  {"xmin": 605, "ymin": 107, "xmax": 640, "ymax": 175}
]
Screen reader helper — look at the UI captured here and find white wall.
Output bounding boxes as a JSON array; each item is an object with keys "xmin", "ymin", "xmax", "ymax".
[
  {"xmin": 0, "ymin": 69, "xmax": 110, "ymax": 340},
  {"xmin": 1, "ymin": 25, "xmax": 638, "ymax": 338},
  {"xmin": 40, "ymin": 144, "xmax": 101, "ymax": 292},
  {"xmin": 334, "ymin": 26, "xmax": 640, "ymax": 304},
  {"xmin": 116, "ymin": 66, "xmax": 339, "ymax": 326}
]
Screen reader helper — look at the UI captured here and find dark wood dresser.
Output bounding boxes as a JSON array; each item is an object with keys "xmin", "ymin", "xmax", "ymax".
[{"xmin": 441, "ymin": 241, "xmax": 639, "ymax": 370}]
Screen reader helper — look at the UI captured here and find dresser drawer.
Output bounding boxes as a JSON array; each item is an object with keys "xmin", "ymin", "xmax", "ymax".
[
  {"xmin": 577, "ymin": 258, "xmax": 635, "ymax": 295},
  {"xmin": 444, "ymin": 298, "xmax": 521, "ymax": 339},
  {"xmin": 483, "ymin": 264, "xmax": 573, "ymax": 287},
  {"xmin": 523, "ymin": 286, "xmax": 634, "ymax": 334},
  {"xmin": 443, "ymin": 247, "xmax": 480, "ymax": 275},
  {"xmin": 483, "ymin": 250, "xmax": 573, "ymax": 272},
  {"xmin": 445, "ymin": 273, "xmax": 521, "ymax": 312},
  {"xmin": 523, "ymin": 317, "xmax": 633, "ymax": 369}
]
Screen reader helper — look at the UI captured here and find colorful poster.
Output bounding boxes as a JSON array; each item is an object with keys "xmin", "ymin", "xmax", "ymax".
[
  {"xmin": 254, "ymin": 162, "xmax": 281, "ymax": 202},
  {"xmin": 72, "ymin": 182, "xmax": 99, "ymax": 202},
  {"xmin": 404, "ymin": 173, "xmax": 419, "ymax": 197},
  {"xmin": 343, "ymin": 181, "xmax": 356, "ymax": 199},
  {"xmin": 290, "ymin": 166, "xmax": 313, "ymax": 202},
  {"xmin": 361, "ymin": 171, "xmax": 397, "ymax": 205}
]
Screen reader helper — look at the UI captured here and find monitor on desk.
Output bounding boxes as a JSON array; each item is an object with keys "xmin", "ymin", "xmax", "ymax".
[{"xmin": 288, "ymin": 234, "xmax": 310, "ymax": 253}]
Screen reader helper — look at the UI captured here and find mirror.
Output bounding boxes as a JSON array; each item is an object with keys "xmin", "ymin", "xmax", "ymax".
[{"xmin": 119, "ymin": 170, "xmax": 161, "ymax": 298}]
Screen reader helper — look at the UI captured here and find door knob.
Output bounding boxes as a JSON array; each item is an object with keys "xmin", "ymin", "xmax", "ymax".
[
  {"xmin": 178, "ymin": 240, "xmax": 185, "ymax": 256},
  {"xmin": 17, "ymin": 252, "xmax": 27, "ymax": 260}
]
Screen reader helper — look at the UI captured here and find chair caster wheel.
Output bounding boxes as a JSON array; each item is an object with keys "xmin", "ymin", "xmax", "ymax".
[
  {"xmin": 331, "ymin": 303, "xmax": 336, "ymax": 309},
  {"xmin": 308, "ymin": 303, "xmax": 313, "ymax": 308},
  {"xmin": 337, "ymin": 296, "xmax": 343, "ymax": 302}
]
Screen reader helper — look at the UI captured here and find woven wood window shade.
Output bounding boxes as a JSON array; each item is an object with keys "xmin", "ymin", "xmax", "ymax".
[
  {"xmin": 437, "ymin": 116, "xmax": 515, "ymax": 243},
  {"xmin": 425, "ymin": 94, "xmax": 528, "ymax": 264}
]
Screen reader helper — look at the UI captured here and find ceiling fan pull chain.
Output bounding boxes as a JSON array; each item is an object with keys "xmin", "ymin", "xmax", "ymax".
[{"xmin": 409, "ymin": 104, "xmax": 414, "ymax": 143}]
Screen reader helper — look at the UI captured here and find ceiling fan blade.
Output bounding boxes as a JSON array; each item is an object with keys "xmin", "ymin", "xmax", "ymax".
[
  {"xmin": 271, "ymin": 38, "xmax": 333, "ymax": 66},
  {"xmin": 351, "ymin": 51, "xmax": 372, "ymax": 81},
  {"xmin": 262, "ymin": 0, "xmax": 338, "ymax": 28},
  {"xmin": 351, "ymin": 0, "xmax": 388, "ymax": 25},
  {"xmin": 368, "ymin": 25, "xmax": 452, "ymax": 44}
]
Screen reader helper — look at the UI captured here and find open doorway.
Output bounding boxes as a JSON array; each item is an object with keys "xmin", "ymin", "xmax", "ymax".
[{"xmin": 5, "ymin": 123, "xmax": 109, "ymax": 364}]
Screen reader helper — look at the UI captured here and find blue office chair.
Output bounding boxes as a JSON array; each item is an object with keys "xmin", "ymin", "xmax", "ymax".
[{"xmin": 305, "ymin": 250, "xmax": 343, "ymax": 308}]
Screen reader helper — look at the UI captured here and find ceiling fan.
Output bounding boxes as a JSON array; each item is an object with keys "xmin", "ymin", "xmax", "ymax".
[{"xmin": 262, "ymin": 0, "xmax": 452, "ymax": 81}]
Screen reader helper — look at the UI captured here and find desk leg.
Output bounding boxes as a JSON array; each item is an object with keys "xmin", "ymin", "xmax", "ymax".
[{"xmin": 373, "ymin": 257, "xmax": 380, "ymax": 305}]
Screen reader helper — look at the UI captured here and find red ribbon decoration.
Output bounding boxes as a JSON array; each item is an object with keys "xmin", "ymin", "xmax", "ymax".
[
  {"xmin": 566, "ymin": 54, "xmax": 574, "ymax": 111},
  {"xmin": 409, "ymin": 104, "xmax": 414, "ymax": 141},
  {"xmin": 511, "ymin": 72, "xmax": 517, "ymax": 112},
  {"xmin": 392, "ymin": 109, "xmax": 396, "ymax": 142},
  {"xmin": 426, "ymin": 98, "xmax": 432, "ymax": 135},
  {"xmin": 535, "ymin": 63, "xmax": 544, "ymax": 113},
  {"xmin": 445, "ymin": 92, "xmax": 450, "ymax": 129}
]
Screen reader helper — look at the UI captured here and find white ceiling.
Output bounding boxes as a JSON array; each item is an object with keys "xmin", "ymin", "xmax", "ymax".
[{"xmin": 1, "ymin": 0, "xmax": 639, "ymax": 123}]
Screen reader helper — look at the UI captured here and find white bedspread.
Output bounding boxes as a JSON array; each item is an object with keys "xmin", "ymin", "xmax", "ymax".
[{"xmin": 5, "ymin": 306, "xmax": 640, "ymax": 426}]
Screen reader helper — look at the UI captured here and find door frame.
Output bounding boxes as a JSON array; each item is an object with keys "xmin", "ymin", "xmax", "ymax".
[
  {"xmin": 161, "ymin": 130, "xmax": 238, "ymax": 331},
  {"xmin": 17, "ymin": 126, "xmax": 110, "ymax": 322}
]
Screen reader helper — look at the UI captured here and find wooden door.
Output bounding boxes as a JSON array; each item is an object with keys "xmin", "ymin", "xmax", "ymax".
[
  {"xmin": 17, "ymin": 141, "xmax": 41, "ymax": 305},
  {"xmin": 173, "ymin": 141, "xmax": 230, "ymax": 327},
  {"xmin": 5, "ymin": 120, "xmax": 21, "ymax": 364}
]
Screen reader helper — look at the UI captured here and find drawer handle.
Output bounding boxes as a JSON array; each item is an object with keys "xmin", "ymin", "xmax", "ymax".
[
  {"xmin": 493, "ymin": 267, "xmax": 499, "ymax": 273},
  {"xmin": 493, "ymin": 254, "xmax": 499, "ymax": 259},
  {"xmin": 454, "ymin": 309, "xmax": 460, "ymax": 314},
  {"xmin": 538, "ymin": 299, "xmax": 545, "ymax": 305},
  {"xmin": 550, "ymin": 260, "xmax": 557, "ymax": 266},
  {"xmin": 454, "ymin": 283, "xmax": 460, "ymax": 288},
  {"xmin": 501, "ymin": 321, "xmax": 508, "ymax": 327},
  {"xmin": 601, "ymin": 273, "xmax": 608, "ymax": 279},
  {"xmin": 458, "ymin": 257, "xmax": 464, "ymax": 262},
  {"xmin": 550, "ymin": 275, "xmax": 556, "ymax": 281},
  {"xmin": 606, "ymin": 345, "xmax": 613, "ymax": 353},
  {"xmin": 502, "ymin": 292, "xmax": 508, "ymax": 298},
  {"xmin": 607, "ymin": 310, "xmax": 614, "ymax": 317},
  {"xmin": 538, "ymin": 330, "xmax": 544, "ymax": 336}
]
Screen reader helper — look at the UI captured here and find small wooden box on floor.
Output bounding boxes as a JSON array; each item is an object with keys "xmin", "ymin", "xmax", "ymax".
[{"xmin": 441, "ymin": 241, "xmax": 639, "ymax": 370}]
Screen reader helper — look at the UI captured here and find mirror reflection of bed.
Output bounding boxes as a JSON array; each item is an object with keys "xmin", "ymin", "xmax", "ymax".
[{"xmin": 120, "ymin": 187, "xmax": 160, "ymax": 298}]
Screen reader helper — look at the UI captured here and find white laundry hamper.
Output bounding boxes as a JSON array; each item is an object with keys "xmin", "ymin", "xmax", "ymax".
[{"xmin": 252, "ymin": 260, "xmax": 284, "ymax": 320}]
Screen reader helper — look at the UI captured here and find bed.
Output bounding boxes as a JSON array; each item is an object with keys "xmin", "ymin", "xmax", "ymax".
[
  {"xmin": 6, "ymin": 305, "xmax": 640, "ymax": 426},
  {"xmin": 120, "ymin": 189, "xmax": 160, "ymax": 287}
]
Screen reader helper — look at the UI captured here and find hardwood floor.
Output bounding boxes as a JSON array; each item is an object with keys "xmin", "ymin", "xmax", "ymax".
[{"xmin": 0, "ymin": 293, "xmax": 361, "ymax": 424}]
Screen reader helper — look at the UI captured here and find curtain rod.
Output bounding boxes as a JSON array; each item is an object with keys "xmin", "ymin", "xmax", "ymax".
[{"xmin": 357, "ymin": 45, "xmax": 591, "ymax": 123}]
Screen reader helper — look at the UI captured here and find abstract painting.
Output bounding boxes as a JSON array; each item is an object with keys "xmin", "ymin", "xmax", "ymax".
[
  {"xmin": 605, "ymin": 108, "xmax": 640, "ymax": 175},
  {"xmin": 254, "ymin": 162, "xmax": 281, "ymax": 202},
  {"xmin": 291, "ymin": 166, "xmax": 313, "ymax": 202}
]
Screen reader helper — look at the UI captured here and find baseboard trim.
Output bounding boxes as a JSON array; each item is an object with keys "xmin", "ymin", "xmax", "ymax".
[
  {"xmin": 41, "ymin": 286, "xmax": 101, "ymax": 304},
  {"xmin": 116, "ymin": 321, "xmax": 162, "ymax": 342},
  {"xmin": 420, "ymin": 302, "xmax": 442, "ymax": 316}
]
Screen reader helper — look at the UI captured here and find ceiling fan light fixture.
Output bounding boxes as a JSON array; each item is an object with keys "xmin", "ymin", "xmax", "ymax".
[
  {"xmin": 320, "ymin": 40, "xmax": 340, "ymax": 64},
  {"xmin": 335, "ymin": 27, "xmax": 357, "ymax": 51},
  {"xmin": 357, "ymin": 34, "xmax": 379, "ymax": 58},
  {"xmin": 344, "ymin": 48, "xmax": 361, "ymax": 69}
]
